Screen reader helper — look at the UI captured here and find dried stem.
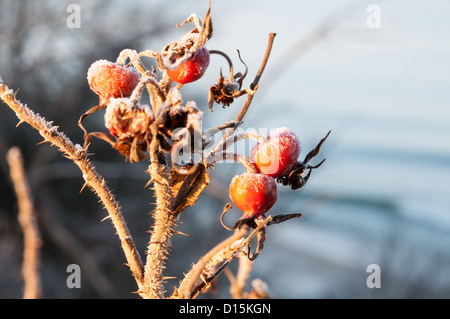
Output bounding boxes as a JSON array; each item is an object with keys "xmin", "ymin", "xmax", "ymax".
[
  {"xmin": 225, "ymin": 246, "xmax": 254, "ymax": 299},
  {"xmin": 175, "ymin": 216, "xmax": 272, "ymax": 299},
  {"xmin": 189, "ymin": 216, "xmax": 272, "ymax": 298},
  {"xmin": 0, "ymin": 81, "xmax": 146, "ymax": 294},
  {"xmin": 237, "ymin": 32, "xmax": 276, "ymax": 121},
  {"xmin": 117, "ymin": 49, "xmax": 165, "ymax": 112},
  {"xmin": 212, "ymin": 151, "xmax": 258, "ymax": 174},
  {"xmin": 7, "ymin": 147, "xmax": 41, "ymax": 299},
  {"xmin": 209, "ymin": 49, "xmax": 235, "ymax": 81},
  {"xmin": 205, "ymin": 130, "xmax": 266, "ymax": 163},
  {"xmin": 176, "ymin": 227, "xmax": 248, "ymax": 299}
]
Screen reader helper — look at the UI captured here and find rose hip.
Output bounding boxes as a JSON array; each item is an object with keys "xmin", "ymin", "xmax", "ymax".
[
  {"xmin": 251, "ymin": 127, "xmax": 301, "ymax": 178},
  {"xmin": 87, "ymin": 60, "xmax": 140, "ymax": 104}
]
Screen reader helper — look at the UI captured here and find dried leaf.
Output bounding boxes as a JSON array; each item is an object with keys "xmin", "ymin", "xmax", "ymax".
[{"xmin": 169, "ymin": 161, "xmax": 209, "ymax": 215}]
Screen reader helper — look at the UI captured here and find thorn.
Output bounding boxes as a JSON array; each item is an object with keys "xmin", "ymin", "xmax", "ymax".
[
  {"xmin": 132, "ymin": 290, "xmax": 144, "ymax": 294},
  {"xmin": 173, "ymin": 230, "xmax": 189, "ymax": 237},
  {"xmin": 162, "ymin": 276, "xmax": 177, "ymax": 280},
  {"xmin": 36, "ymin": 140, "xmax": 49, "ymax": 146},
  {"xmin": 144, "ymin": 178, "xmax": 154, "ymax": 189},
  {"xmin": 79, "ymin": 182, "xmax": 88, "ymax": 193},
  {"xmin": 83, "ymin": 142, "xmax": 92, "ymax": 152},
  {"xmin": 13, "ymin": 88, "xmax": 21, "ymax": 99},
  {"xmin": 16, "ymin": 119, "xmax": 25, "ymax": 127},
  {"xmin": 101, "ymin": 215, "xmax": 112, "ymax": 222}
]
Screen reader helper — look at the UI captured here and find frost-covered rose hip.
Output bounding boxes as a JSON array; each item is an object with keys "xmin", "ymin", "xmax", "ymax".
[
  {"xmin": 87, "ymin": 60, "xmax": 140, "ymax": 104},
  {"xmin": 166, "ymin": 47, "xmax": 210, "ymax": 84},
  {"xmin": 251, "ymin": 127, "xmax": 301, "ymax": 178},
  {"xmin": 229, "ymin": 173, "xmax": 277, "ymax": 227}
]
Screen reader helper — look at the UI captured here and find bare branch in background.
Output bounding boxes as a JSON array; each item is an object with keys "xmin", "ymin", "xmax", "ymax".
[{"xmin": 6, "ymin": 147, "xmax": 41, "ymax": 299}]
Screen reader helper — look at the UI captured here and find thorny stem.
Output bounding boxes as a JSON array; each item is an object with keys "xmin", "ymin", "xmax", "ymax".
[
  {"xmin": 142, "ymin": 123, "xmax": 174, "ymax": 299},
  {"xmin": 0, "ymin": 81, "xmax": 146, "ymax": 294},
  {"xmin": 7, "ymin": 147, "xmax": 41, "ymax": 299},
  {"xmin": 177, "ymin": 227, "xmax": 248, "ymax": 299},
  {"xmin": 176, "ymin": 216, "xmax": 272, "ymax": 299}
]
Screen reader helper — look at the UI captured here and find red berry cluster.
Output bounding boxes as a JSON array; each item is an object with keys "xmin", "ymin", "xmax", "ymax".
[
  {"xmin": 228, "ymin": 128, "xmax": 330, "ymax": 229},
  {"xmin": 79, "ymin": 4, "xmax": 213, "ymax": 163}
]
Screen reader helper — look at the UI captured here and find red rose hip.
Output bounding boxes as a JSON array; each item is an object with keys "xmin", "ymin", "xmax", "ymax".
[
  {"xmin": 87, "ymin": 60, "xmax": 140, "ymax": 104},
  {"xmin": 229, "ymin": 173, "xmax": 277, "ymax": 224},
  {"xmin": 251, "ymin": 127, "xmax": 301, "ymax": 178},
  {"xmin": 166, "ymin": 47, "xmax": 210, "ymax": 84}
]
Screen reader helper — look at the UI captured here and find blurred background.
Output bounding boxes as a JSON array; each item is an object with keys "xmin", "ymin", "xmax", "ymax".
[{"xmin": 0, "ymin": 0, "xmax": 449, "ymax": 299}]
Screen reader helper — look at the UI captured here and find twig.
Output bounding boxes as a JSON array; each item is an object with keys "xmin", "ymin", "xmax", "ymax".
[
  {"xmin": 176, "ymin": 226, "xmax": 248, "ymax": 299},
  {"xmin": 7, "ymin": 147, "xmax": 41, "ymax": 299},
  {"xmin": 212, "ymin": 32, "xmax": 276, "ymax": 154},
  {"xmin": 212, "ymin": 151, "xmax": 258, "ymax": 174},
  {"xmin": 176, "ymin": 216, "xmax": 272, "ymax": 299},
  {"xmin": 226, "ymin": 246, "xmax": 254, "ymax": 299},
  {"xmin": 205, "ymin": 130, "xmax": 266, "ymax": 163},
  {"xmin": 236, "ymin": 32, "xmax": 276, "ymax": 122},
  {"xmin": 189, "ymin": 216, "xmax": 272, "ymax": 298},
  {"xmin": 0, "ymin": 81, "xmax": 146, "ymax": 295}
]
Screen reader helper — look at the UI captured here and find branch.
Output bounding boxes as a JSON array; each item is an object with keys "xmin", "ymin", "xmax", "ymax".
[
  {"xmin": 236, "ymin": 32, "xmax": 276, "ymax": 122},
  {"xmin": 141, "ymin": 124, "xmax": 174, "ymax": 299},
  {"xmin": 225, "ymin": 246, "xmax": 254, "ymax": 299},
  {"xmin": 174, "ymin": 215, "xmax": 272, "ymax": 299},
  {"xmin": 7, "ymin": 147, "xmax": 41, "ymax": 299},
  {"xmin": 175, "ymin": 226, "xmax": 248, "ymax": 299},
  {"xmin": 209, "ymin": 151, "xmax": 258, "ymax": 174},
  {"xmin": 0, "ymin": 80, "xmax": 146, "ymax": 294}
]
